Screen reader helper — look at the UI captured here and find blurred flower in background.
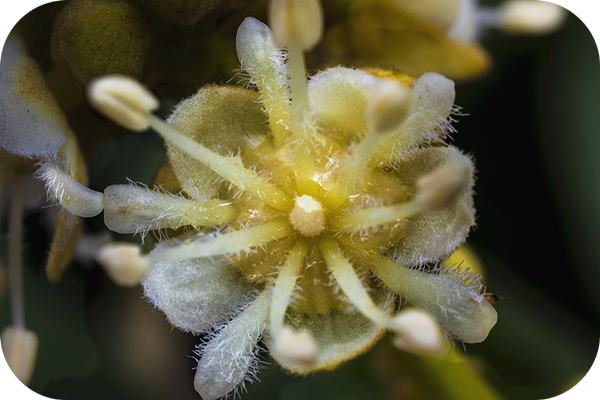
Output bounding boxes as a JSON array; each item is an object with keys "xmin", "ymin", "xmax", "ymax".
[{"xmin": 0, "ymin": 1, "xmax": 598, "ymax": 400}]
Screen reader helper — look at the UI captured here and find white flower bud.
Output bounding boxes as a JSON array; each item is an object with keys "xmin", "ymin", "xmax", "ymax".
[{"xmin": 87, "ymin": 75, "xmax": 159, "ymax": 131}]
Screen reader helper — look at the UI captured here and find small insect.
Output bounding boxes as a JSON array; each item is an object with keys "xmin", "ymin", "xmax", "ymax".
[{"xmin": 482, "ymin": 292, "xmax": 508, "ymax": 306}]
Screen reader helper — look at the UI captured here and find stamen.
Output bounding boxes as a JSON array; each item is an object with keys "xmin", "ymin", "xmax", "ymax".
[
  {"xmin": 87, "ymin": 76, "xmax": 294, "ymax": 211},
  {"xmin": 330, "ymin": 160, "xmax": 469, "ymax": 232},
  {"xmin": 318, "ymin": 235, "xmax": 392, "ymax": 328},
  {"xmin": 326, "ymin": 80, "xmax": 411, "ymax": 208},
  {"xmin": 36, "ymin": 161, "xmax": 104, "ymax": 218},
  {"xmin": 329, "ymin": 201, "xmax": 420, "ymax": 232},
  {"xmin": 269, "ymin": 241, "xmax": 317, "ymax": 367},
  {"xmin": 269, "ymin": 241, "xmax": 309, "ymax": 333},
  {"xmin": 103, "ymin": 184, "xmax": 238, "ymax": 234},
  {"xmin": 96, "ymin": 243, "xmax": 149, "ymax": 287},
  {"xmin": 370, "ymin": 255, "xmax": 497, "ymax": 343},
  {"xmin": 236, "ymin": 18, "xmax": 291, "ymax": 149},
  {"xmin": 148, "ymin": 218, "xmax": 294, "ymax": 263},
  {"xmin": 269, "ymin": 0, "xmax": 324, "ymax": 195},
  {"xmin": 148, "ymin": 115, "xmax": 294, "ymax": 211}
]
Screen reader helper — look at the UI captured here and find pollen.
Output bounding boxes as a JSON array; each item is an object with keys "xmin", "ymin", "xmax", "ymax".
[{"xmin": 289, "ymin": 195, "xmax": 326, "ymax": 237}]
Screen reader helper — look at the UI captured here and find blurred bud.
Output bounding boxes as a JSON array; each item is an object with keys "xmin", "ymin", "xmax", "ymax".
[{"xmin": 51, "ymin": 0, "xmax": 150, "ymax": 85}]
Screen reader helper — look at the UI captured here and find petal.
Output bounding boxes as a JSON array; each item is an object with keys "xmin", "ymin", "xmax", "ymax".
[
  {"xmin": 166, "ymin": 85, "xmax": 268, "ymax": 200},
  {"xmin": 142, "ymin": 233, "xmax": 254, "ymax": 334},
  {"xmin": 390, "ymin": 146, "xmax": 476, "ymax": 266},
  {"xmin": 0, "ymin": 39, "xmax": 68, "ymax": 158},
  {"xmin": 194, "ymin": 290, "xmax": 269, "ymax": 400},
  {"xmin": 266, "ymin": 283, "xmax": 395, "ymax": 374},
  {"xmin": 308, "ymin": 67, "xmax": 379, "ymax": 145}
]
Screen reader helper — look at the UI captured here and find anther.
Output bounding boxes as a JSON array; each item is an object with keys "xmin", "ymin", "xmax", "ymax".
[
  {"xmin": 414, "ymin": 161, "xmax": 471, "ymax": 212},
  {"xmin": 499, "ymin": 0, "xmax": 566, "ymax": 35},
  {"xmin": 1, "ymin": 326, "xmax": 38, "ymax": 385},
  {"xmin": 390, "ymin": 309, "xmax": 444, "ymax": 355},
  {"xmin": 96, "ymin": 243, "xmax": 150, "ymax": 287},
  {"xmin": 268, "ymin": 0, "xmax": 324, "ymax": 51},
  {"xmin": 272, "ymin": 327, "xmax": 318, "ymax": 368},
  {"xmin": 87, "ymin": 75, "xmax": 159, "ymax": 131}
]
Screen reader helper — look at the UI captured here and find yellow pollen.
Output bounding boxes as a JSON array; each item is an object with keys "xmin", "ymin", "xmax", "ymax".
[{"xmin": 289, "ymin": 195, "xmax": 326, "ymax": 237}]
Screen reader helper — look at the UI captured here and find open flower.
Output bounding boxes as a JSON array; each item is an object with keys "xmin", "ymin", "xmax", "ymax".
[{"xmin": 82, "ymin": 1, "xmax": 498, "ymax": 397}]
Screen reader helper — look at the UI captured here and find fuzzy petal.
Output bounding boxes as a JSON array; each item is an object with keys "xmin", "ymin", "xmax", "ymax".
[
  {"xmin": 142, "ymin": 234, "xmax": 254, "ymax": 334},
  {"xmin": 266, "ymin": 283, "xmax": 395, "ymax": 374},
  {"xmin": 194, "ymin": 290, "xmax": 270, "ymax": 400},
  {"xmin": 390, "ymin": 146, "xmax": 476, "ymax": 266},
  {"xmin": 166, "ymin": 85, "xmax": 268, "ymax": 200},
  {"xmin": 0, "ymin": 39, "xmax": 68, "ymax": 158}
]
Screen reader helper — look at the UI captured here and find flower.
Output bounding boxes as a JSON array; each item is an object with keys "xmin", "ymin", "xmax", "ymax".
[
  {"xmin": 319, "ymin": 0, "xmax": 566, "ymax": 81},
  {"xmin": 82, "ymin": 2, "xmax": 498, "ymax": 397}
]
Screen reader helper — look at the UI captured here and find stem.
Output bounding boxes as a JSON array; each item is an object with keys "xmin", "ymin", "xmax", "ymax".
[
  {"xmin": 329, "ymin": 201, "xmax": 420, "ymax": 232},
  {"xmin": 8, "ymin": 177, "xmax": 26, "ymax": 329}
]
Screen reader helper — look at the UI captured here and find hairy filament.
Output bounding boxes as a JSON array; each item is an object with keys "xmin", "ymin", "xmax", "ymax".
[
  {"xmin": 287, "ymin": 39, "xmax": 317, "ymax": 195},
  {"xmin": 148, "ymin": 218, "xmax": 294, "ymax": 263},
  {"xmin": 148, "ymin": 115, "xmax": 294, "ymax": 211},
  {"xmin": 329, "ymin": 201, "xmax": 420, "ymax": 232},
  {"xmin": 318, "ymin": 235, "xmax": 392, "ymax": 328},
  {"xmin": 270, "ymin": 241, "xmax": 309, "ymax": 333}
]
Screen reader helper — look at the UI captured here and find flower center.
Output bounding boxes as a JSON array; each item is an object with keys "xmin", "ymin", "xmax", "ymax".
[{"xmin": 289, "ymin": 195, "xmax": 326, "ymax": 237}]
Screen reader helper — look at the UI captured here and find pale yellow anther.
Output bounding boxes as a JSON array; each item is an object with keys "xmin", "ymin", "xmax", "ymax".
[
  {"xmin": 268, "ymin": 0, "xmax": 324, "ymax": 51},
  {"xmin": 289, "ymin": 195, "xmax": 326, "ymax": 237},
  {"xmin": 390, "ymin": 309, "xmax": 444, "ymax": 355},
  {"xmin": 1, "ymin": 326, "xmax": 38, "ymax": 385},
  {"xmin": 415, "ymin": 161, "xmax": 471, "ymax": 212},
  {"xmin": 96, "ymin": 243, "xmax": 149, "ymax": 287},
  {"xmin": 500, "ymin": 0, "xmax": 567, "ymax": 35},
  {"xmin": 271, "ymin": 327, "xmax": 318, "ymax": 368},
  {"xmin": 87, "ymin": 75, "xmax": 159, "ymax": 131},
  {"xmin": 366, "ymin": 79, "xmax": 411, "ymax": 134}
]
